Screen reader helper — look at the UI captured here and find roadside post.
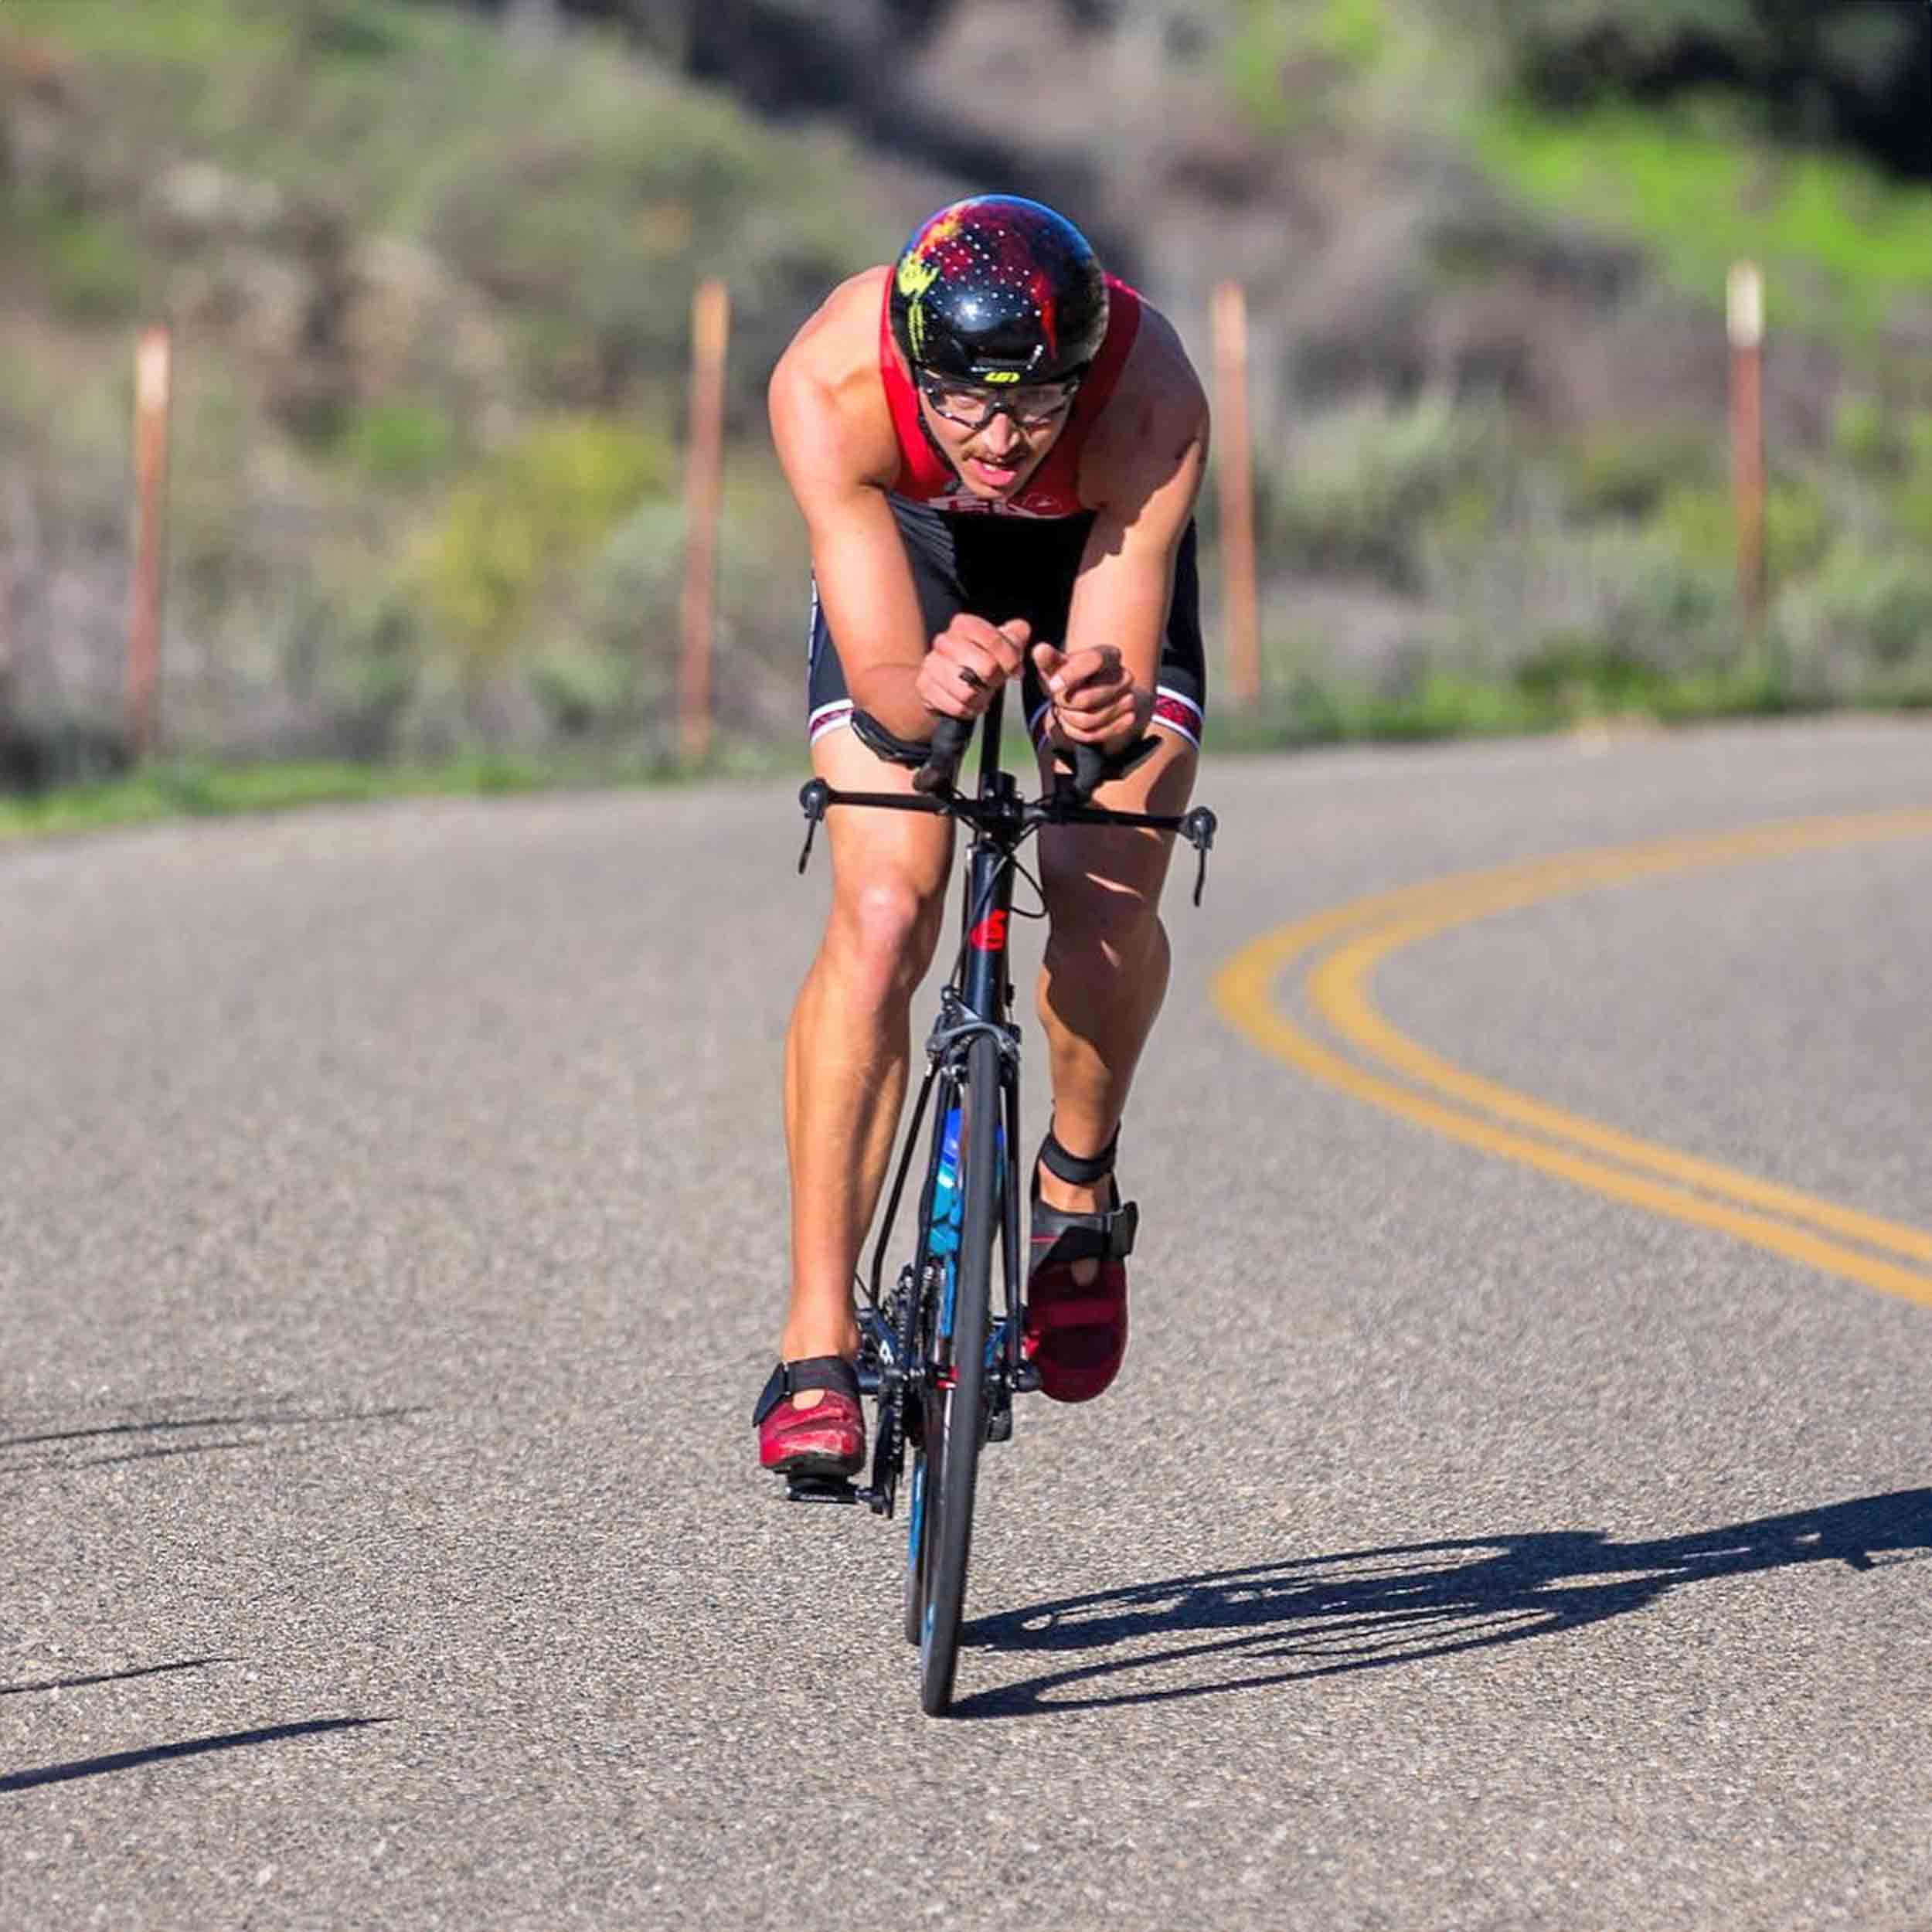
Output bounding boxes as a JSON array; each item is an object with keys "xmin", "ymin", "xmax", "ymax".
[
  {"xmin": 1727, "ymin": 262, "xmax": 1767, "ymax": 641},
  {"xmin": 128, "ymin": 322, "xmax": 172, "ymax": 760},
  {"xmin": 1211, "ymin": 281, "xmax": 1260, "ymax": 710},
  {"xmin": 679, "ymin": 277, "xmax": 730, "ymax": 767}
]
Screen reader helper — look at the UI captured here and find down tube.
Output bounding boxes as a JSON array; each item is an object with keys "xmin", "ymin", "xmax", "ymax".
[{"xmin": 958, "ymin": 828, "xmax": 1015, "ymax": 1024}]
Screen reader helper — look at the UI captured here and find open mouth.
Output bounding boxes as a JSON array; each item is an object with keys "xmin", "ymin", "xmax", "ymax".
[{"xmin": 967, "ymin": 456, "xmax": 1022, "ymax": 488}]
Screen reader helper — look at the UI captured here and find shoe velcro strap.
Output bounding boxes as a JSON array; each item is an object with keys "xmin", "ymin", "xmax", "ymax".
[
  {"xmin": 751, "ymin": 1355, "xmax": 860, "ymax": 1427},
  {"xmin": 1030, "ymin": 1198, "xmax": 1138, "ymax": 1270},
  {"xmin": 1039, "ymin": 1124, "xmax": 1120, "ymax": 1186}
]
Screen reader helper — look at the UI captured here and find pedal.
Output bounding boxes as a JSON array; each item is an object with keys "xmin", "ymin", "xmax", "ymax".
[{"xmin": 785, "ymin": 1475, "xmax": 862, "ymax": 1505}]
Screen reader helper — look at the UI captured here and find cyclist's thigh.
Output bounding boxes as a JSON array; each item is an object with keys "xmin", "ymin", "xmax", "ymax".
[{"xmin": 1035, "ymin": 731, "xmax": 1196, "ymax": 920}]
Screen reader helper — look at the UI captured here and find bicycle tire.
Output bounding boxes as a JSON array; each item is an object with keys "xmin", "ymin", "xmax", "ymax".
[
  {"xmin": 904, "ymin": 1442, "xmax": 929, "ymax": 1645},
  {"xmin": 917, "ymin": 1030, "xmax": 1000, "ymax": 1715}
]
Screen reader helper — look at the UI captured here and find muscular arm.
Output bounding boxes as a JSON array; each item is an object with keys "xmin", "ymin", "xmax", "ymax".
[
  {"xmin": 768, "ymin": 291, "xmax": 937, "ymax": 743},
  {"xmin": 1054, "ymin": 315, "xmax": 1209, "ymax": 746}
]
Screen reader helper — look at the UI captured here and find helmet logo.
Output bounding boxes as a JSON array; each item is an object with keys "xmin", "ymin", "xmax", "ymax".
[
  {"xmin": 896, "ymin": 253, "xmax": 940, "ymax": 360},
  {"xmin": 981, "ymin": 371, "xmax": 1020, "ymax": 384},
  {"xmin": 896, "ymin": 208, "xmax": 965, "ymax": 362}
]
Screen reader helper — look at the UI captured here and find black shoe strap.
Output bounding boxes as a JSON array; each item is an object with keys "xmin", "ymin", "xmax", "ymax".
[
  {"xmin": 1038, "ymin": 1123, "xmax": 1120, "ymax": 1187},
  {"xmin": 751, "ymin": 1355, "xmax": 860, "ymax": 1427}
]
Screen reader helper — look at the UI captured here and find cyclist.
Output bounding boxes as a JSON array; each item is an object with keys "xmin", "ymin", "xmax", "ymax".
[{"xmin": 756, "ymin": 193, "xmax": 1209, "ymax": 1478}]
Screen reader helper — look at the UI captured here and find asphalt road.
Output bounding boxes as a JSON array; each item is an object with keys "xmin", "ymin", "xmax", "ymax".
[{"xmin": 5, "ymin": 716, "xmax": 1930, "ymax": 1930}]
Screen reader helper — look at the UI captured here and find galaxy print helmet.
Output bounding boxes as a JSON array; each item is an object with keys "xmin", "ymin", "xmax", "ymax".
[{"xmin": 889, "ymin": 195, "xmax": 1110, "ymax": 386}]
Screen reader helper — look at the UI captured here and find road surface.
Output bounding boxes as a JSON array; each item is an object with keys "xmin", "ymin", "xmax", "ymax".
[{"xmin": 4, "ymin": 716, "xmax": 1930, "ymax": 1928}]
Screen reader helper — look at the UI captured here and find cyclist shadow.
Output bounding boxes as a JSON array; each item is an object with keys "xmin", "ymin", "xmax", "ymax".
[{"xmin": 956, "ymin": 1488, "xmax": 1932, "ymax": 1719}]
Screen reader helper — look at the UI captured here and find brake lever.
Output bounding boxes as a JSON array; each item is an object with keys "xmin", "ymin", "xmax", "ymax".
[
  {"xmin": 798, "ymin": 778, "xmax": 830, "ymax": 874},
  {"xmin": 1181, "ymin": 804, "xmax": 1217, "ymax": 906}
]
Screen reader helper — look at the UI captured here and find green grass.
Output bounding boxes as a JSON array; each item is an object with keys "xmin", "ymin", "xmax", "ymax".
[
  {"xmin": 0, "ymin": 743, "xmax": 801, "ymax": 842},
  {"xmin": 11, "ymin": 659, "xmax": 1927, "ymax": 845},
  {"xmin": 1204, "ymin": 655, "xmax": 1812, "ymax": 753},
  {"xmin": 1475, "ymin": 100, "xmax": 1932, "ymax": 349}
]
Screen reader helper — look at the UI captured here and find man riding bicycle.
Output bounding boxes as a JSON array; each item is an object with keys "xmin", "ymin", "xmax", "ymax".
[{"xmin": 757, "ymin": 193, "xmax": 1210, "ymax": 1479}]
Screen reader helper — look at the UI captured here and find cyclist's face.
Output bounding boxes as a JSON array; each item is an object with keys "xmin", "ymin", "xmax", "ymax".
[{"xmin": 915, "ymin": 372, "xmax": 1080, "ymax": 499}]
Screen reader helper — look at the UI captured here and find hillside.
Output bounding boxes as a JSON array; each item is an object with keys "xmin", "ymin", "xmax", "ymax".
[{"xmin": 2, "ymin": 0, "xmax": 1930, "ymax": 783}]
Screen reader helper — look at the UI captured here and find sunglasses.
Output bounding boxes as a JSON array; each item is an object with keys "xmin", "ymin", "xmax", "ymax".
[{"xmin": 917, "ymin": 373, "xmax": 1082, "ymax": 434}]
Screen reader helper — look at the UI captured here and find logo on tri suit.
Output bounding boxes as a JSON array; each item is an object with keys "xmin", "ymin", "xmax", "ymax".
[{"xmin": 929, "ymin": 485, "xmax": 1080, "ymax": 519}]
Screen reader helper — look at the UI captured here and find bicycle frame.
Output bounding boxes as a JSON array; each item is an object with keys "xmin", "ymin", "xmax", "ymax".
[
  {"xmin": 791, "ymin": 689, "xmax": 1216, "ymax": 1518},
  {"xmin": 790, "ymin": 692, "xmax": 1216, "ymax": 1709}
]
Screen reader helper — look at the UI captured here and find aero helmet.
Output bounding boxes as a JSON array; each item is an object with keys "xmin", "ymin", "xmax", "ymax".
[{"xmin": 889, "ymin": 196, "xmax": 1109, "ymax": 386}]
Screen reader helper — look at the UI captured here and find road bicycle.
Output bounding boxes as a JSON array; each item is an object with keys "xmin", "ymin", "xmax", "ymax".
[{"xmin": 787, "ymin": 693, "xmax": 1217, "ymax": 1715}]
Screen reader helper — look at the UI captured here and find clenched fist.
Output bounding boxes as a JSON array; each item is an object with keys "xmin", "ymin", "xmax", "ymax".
[
  {"xmin": 1029, "ymin": 641, "xmax": 1150, "ymax": 751},
  {"xmin": 916, "ymin": 616, "xmax": 1031, "ymax": 723}
]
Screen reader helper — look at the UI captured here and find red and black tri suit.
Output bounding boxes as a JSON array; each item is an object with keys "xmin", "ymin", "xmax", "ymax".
[{"xmin": 805, "ymin": 274, "xmax": 1207, "ymax": 755}]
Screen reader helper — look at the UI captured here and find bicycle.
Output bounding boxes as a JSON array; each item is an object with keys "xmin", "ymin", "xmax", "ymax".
[{"xmin": 786, "ymin": 692, "xmax": 1218, "ymax": 1715}]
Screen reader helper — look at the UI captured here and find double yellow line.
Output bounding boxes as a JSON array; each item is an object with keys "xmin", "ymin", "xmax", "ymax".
[{"xmin": 1214, "ymin": 808, "xmax": 1932, "ymax": 1307}]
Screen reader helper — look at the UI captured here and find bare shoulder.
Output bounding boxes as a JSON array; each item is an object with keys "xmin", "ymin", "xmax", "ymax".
[
  {"xmin": 768, "ymin": 265, "xmax": 899, "ymax": 495},
  {"xmin": 1082, "ymin": 294, "xmax": 1209, "ymax": 518}
]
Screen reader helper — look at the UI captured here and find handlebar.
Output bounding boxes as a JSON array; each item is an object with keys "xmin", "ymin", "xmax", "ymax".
[
  {"xmin": 911, "ymin": 713, "xmax": 976, "ymax": 798},
  {"xmin": 914, "ymin": 715, "xmax": 1133, "ymax": 804},
  {"xmin": 798, "ymin": 735, "xmax": 1219, "ymax": 904}
]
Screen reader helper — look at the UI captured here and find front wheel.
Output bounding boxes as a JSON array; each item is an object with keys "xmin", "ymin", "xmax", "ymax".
[{"xmin": 917, "ymin": 1031, "xmax": 1000, "ymax": 1715}]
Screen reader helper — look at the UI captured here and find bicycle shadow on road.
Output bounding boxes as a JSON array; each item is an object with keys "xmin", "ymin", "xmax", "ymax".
[
  {"xmin": 0, "ymin": 1404, "xmax": 425, "ymax": 1475},
  {"xmin": 955, "ymin": 1488, "xmax": 1932, "ymax": 1719}
]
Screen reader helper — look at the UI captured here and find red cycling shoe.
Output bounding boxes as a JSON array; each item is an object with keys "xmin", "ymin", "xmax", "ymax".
[
  {"xmin": 753, "ymin": 1356, "xmax": 866, "ymax": 1477},
  {"xmin": 1022, "ymin": 1126, "xmax": 1138, "ymax": 1404}
]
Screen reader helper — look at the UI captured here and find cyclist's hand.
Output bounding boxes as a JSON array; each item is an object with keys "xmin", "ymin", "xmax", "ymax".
[
  {"xmin": 1030, "ymin": 641, "xmax": 1151, "ymax": 750},
  {"xmin": 917, "ymin": 617, "xmax": 1030, "ymax": 722}
]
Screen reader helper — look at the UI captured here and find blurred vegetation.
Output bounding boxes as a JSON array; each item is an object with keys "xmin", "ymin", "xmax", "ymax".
[
  {"xmin": 1475, "ymin": 103, "xmax": 1932, "ymax": 349},
  {"xmin": 0, "ymin": 0, "xmax": 878, "ymax": 787},
  {"xmin": 1488, "ymin": 0, "xmax": 1930, "ymax": 181},
  {"xmin": 1, "ymin": 0, "xmax": 1928, "ymax": 810}
]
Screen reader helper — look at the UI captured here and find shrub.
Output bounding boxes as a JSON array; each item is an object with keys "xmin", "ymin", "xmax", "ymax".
[
  {"xmin": 1266, "ymin": 394, "xmax": 1511, "ymax": 589},
  {"xmin": 413, "ymin": 417, "xmax": 671, "ymax": 674},
  {"xmin": 1654, "ymin": 479, "xmax": 1833, "ymax": 590},
  {"xmin": 343, "ymin": 400, "xmax": 458, "ymax": 484},
  {"xmin": 1832, "ymin": 393, "xmax": 1899, "ymax": 476},
  {"xmin": 35, "ymin": 206, "xmax": 146, "ymax": 321},
  {"xmin": 526, "ymin": 648, "xmax": 637, "ymax": 742},
  {"xmin": 1774, "ymin": 544, "xmax": 1932, "ymax": 700},
  {"xmin": 1560, "ymin": 426, "xmax": 1716, "ymax": 520}
]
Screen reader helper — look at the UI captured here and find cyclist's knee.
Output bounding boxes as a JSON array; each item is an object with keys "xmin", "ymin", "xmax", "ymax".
[
  {"xmin": 1046, "ymin": 889, "xmax": 1166, "ymax": 982},
  {"xmin": 828, "ymin": 874, "xmax": 946, "ymax": 998}
]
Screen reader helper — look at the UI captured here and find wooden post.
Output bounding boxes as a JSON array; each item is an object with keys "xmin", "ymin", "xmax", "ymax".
[
  {"xmin": 1727, "ymin": 261, "xmax": 1766, "ymax": 634},
  {"xmin": 128, "ymin": 323, "xmax": 172, "ymax": 760},
  {"xmin": 1212, "ymin": 281, "xmax": 1260, "ymax": 709},
  {"xmin": 0, "ymin": 486, "xmax": 12, "ymax": 711},
  {"xmin": 679, "ymin": 277, "xmax": 729, "ymax": 767}
]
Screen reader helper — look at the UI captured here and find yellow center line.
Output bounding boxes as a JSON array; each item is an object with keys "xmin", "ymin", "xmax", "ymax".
[{"xmin": 1214, "ymin": 806, "xmax": 1932, "ymax": 1308}]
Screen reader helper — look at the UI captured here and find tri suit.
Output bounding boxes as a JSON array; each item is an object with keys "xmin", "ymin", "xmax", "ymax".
[{"xmin": 805, "ymin": 273, "xmax": 1208, "ymax": 756}]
